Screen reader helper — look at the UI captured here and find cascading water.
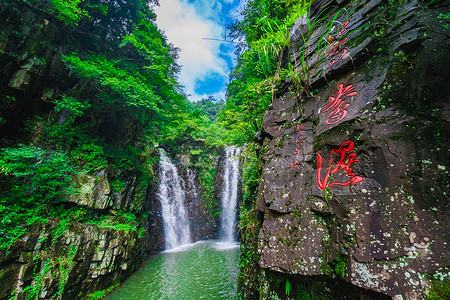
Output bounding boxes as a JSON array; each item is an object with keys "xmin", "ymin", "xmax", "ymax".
[
  {"xmin": 109, "ymin": 149, "xmax": 241, "ymax": 299},
  {"xmin": 186, "ymin": 169, "xmax": 198, "ymax": 198},
  {"xmin": 219, "ymin": 146, "xmax": 241, "ymax": 243},
  {"xmin": 157, "ymin": 149, "xmax": 191, "ymax": 249}
]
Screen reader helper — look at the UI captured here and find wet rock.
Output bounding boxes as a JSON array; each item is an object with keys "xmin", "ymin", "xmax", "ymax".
[
  {"xmin": 243, "ymin": 0, "xmax": 450, "ymax": 299},
  {"xmin": 0, "ymin": 220, "xmax": 146, "ymax": 300},
  {"xmin": 8, "ymin": 56, "xmax": 46, "ymax": 90},
  {"xmin": 183, "ymin": 166, "xmax": 219, "ymax": 241},
  {"xmin": 68, "ymin": 170, "xmax": 111, "ymax": 210}
]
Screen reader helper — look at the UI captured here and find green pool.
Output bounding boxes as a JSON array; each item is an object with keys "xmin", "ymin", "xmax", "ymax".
[{"xmin": 107, "ymin": 240, "xmax": 240, "ymax": 299}]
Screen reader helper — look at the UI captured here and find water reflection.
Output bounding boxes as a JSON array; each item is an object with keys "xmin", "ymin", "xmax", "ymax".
[{"xmin": 107, "ymin": 240, "xmax": 240, "ymax": 300}]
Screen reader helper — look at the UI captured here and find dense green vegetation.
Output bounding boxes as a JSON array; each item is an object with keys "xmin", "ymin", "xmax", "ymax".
[
  {"xmin": 0, "ymin": 0, "xmax": 227, "ymax": 250},
  {"xmin": 221, "ymin": 1, "xmax": 315, "ymax": 299},
  {"xmin": 219, "ymin": 2, "xmax": 316, "ymax": 240},
  {"xmin": 0, "ymin": 0, "xmax": 316, "ymax": 252},
  {"xmin": 221, "ymin": 0, "xmax": 312, "ymax": 144},
  {"xmin": 0, "ymin": 0, "xmax": 315, "ymax": 246},
  {"xmin": 220, "ymin": 0, "xmax": 314, "ymax": 242}
]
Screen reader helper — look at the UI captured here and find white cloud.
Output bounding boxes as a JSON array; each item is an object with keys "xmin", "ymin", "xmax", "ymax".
[
  {"xmin": 191, "ymin": 90, "xmax": 226, "ymax": 103},
  {"xmin": 154, "ymin": 0, "xmax": 233, "ymax": 102}
]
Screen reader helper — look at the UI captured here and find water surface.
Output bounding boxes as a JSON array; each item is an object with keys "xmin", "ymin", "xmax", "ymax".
[{"xmin": 107, "ymin": 240, "xmax": 240, "ymax": 300}]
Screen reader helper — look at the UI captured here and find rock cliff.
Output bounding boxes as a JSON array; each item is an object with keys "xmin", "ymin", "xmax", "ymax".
[
  {"xmin": 0, "ymin": 1, "xmax": 231, "ymax": 299},
  {"xmin": 0, "ymin": 170, "xmax": 152, "ymax": 299},
  {"xmin": 239, "ymin": 0, "xmax": 450, "ymax": 299},
  {"xmin": 0, "ymin": 150, "xmax": 221, "ymax": 299},
  {"xmin": 0, "ymin": 221, "xmax": 142, "ymax": 299}
]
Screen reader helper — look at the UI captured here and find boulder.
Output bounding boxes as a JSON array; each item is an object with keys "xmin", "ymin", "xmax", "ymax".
[{"xmin": 243, "ymin": 0, "xmax": 450, "ymax": 299}]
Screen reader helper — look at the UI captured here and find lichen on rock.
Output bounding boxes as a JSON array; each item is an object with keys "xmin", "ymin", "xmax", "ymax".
[{"xmin": 239, "ymin": 0, "xmax": 450, "ymax": 299}]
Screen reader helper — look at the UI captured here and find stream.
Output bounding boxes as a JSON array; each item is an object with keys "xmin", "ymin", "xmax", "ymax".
[{"xmin": 107, "ymin": 240, "xmax": 240, "ymax": 299}]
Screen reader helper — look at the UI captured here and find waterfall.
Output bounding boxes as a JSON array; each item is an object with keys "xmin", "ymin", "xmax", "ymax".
[
  {"xmin": 219, "ymin": 146, "xmax": 241, "ymax": 242},
  {"xmin": 186, "ymin": 168, "xmax": 198, "ymax": 202},
  {"xmin": 157, "ymin": 149, "xmax": 191, "ymax": 249}
]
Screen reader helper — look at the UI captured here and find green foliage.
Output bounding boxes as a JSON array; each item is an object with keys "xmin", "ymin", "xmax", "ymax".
[
  {"xmin": 85, "ymin": 3, "xmax": 107, "ymax": 16},
  {"xmin": 52, "ymin": 94, "xmax": 90, "ymax": 118},
  {"xmin": 268, "ymin": 290, "xmax": 282, "ymax": 300},
  {"xmin": 62, "ymin": 53, "xmax": 162, "ymax": 112},
  {"xmin": 438, "ymin": 12, "xmax": 450, "ymax": 30},
  {"xmin": 332, "ymin": 253, "xmax": 347, "ymax": 278},
  {"xmin": 70, "ymin": 142, "xmax": 108, "ymax": 173},
  {"xmin": 120, "ymin": 17, "xmax": 179, "ymax": 86},
  {"xmin": 160, "ymin": 102, "xmax": 228, "ymax": 154},
  {"xmin": 190, "ymin": 149, "xmax": 203, "ymax": 155},
  {"xmin": 239, "ymin": 251, "xmax": 252, "ymax": 268},
  {"xmin": 0, "ymin": 223, "xmax": 27, "ymax": 251},
  {"xmin": 60, "ymin": 12, "xmax": 186, "ymax": 146},
  {"xmin": 44, "ymin": 120, "xmax": 142, "ymax": 175},
  {"xmin": 426, "ymin": 279, "xmax": 450, "ymax": 300},
  {"xmin": 219, "ymin": 73, "xmax": 272, "ymax": 144},
  {"xmin": 240, "ymin": 145, "xmax": 263, "ymax": 205},
  {"xmin": 191, "ymin": 97, "xmax": 224, "ymax": 122},
  {"xmin": 0, "ymin": 145, "xmax": 75, "ymax": 249},
  {"xmin": 47, "ymin": 0, "xmax": 89, "ymax": 26},
  {"xmin": 0, "ymin": 144, "xmax": 75, "ymax": 203},
  {"xmin": 237, "ymin": 206, "xmax": 258, "ymax": 233},
  {"xmin": 189, "ymin": 149, "xmax": 220, "ymax": 213},
  {"xmin": 85, "ymin": 282, "xmax": 120, "ymax": 300},
  {"xmin": 55, "ymin": 206, "xmax": 90, "ymax": 222},
  {"xmin": 222, "ymin": 0, "xmax": 313, "ymax": 145},
  {"xmin": 51, "ymin": 218, "xmax": 69, "ymax": 242},
  {"xmin": 324, "ymin": 185, "xmax": 333, "ymax": 202},
  {"xmin": 92, "ymin": 210, "xmax": 138, "ymax": 232},
  {"xmin": 21, "ymin": 232, "xmax": 50, "ymax": 299},
  {"xmin": 285, "ymin": 280, "xmax": 291, "ymax": 296},
  {"xmin": 44, "ymin": 122, "xmax": 111, "ymax": 174},
  {"xmin": 56, "ymin": 244, "xmax": 77, "ymax": 297}
]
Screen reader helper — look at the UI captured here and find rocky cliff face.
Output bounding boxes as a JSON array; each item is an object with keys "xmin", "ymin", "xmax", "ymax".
[
  {"xmin": 0, "ymin": 170, "xmax": 153, "ymax": 300},
  {"xmin": 183, "ymin": 167, "xmax": 219, "ymax": 242},
  {"xmin": 0, "ymin": 149, "xmax": 223, "ymax": 299},
  {"xmin": 0, "ymin": 1, "xmax": 139, "ymax": 145},
  {"xmin": 240, "ymin": 0, "xmax": 449, "ymax": 299},
  {"xmin": 0, "ymin": 221, "xmax": 142, "ymax": 299},
  {"xmin": 0, "ymin": 1, "xmax": 75, "ymax": 139}
]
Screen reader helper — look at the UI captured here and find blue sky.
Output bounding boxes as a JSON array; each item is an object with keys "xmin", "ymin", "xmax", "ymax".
[{"xmin": 154, "ymin": 0, "xmax": 243, "ymax": 102}]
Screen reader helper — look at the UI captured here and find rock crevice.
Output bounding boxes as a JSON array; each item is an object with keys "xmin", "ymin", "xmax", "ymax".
[{"xmin": 241, "ymin": 0, "xmax": 450, "ymax": 299}]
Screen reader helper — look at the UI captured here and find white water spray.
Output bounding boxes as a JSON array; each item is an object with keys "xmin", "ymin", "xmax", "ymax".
[
  {"xmin": 186, "ymin": 168, "xmax": 198, "ymax": 201},
  {"xmin": 219, "ymin": 146, "xmax": 241, "ymax": 242},
  {"xmin": 157, "ymin": 149, "xmax": 191, "ymax": 249}
]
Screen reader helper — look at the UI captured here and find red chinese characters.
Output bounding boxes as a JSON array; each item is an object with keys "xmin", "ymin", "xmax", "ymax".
[
  {"xmin": 320, "ymin": 83, "xmax": 357, "ymax": 125},
  {"xmin": 327, "ymin": 20, "xmax": 350, "ymax": 67},
  {"xmin": 316, "ymin": 141, "xmax": 364, "ymax": 190}
]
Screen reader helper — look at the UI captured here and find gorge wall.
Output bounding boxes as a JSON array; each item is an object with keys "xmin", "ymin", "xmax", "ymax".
[
  {"xmin": 0, "ymin": 153, "xmax": 222, "ymax": 299},
  {"xmin": 0, "ymin": 2, "xmax": 156, "ymax": 298},
  {"xmin": 239, "ymin": 0, "xmax": 450, "ymax": 299},
  {"xmin": 0, "ymin": 171, "xmax": 151, "ymax": 299},
  {"xmin": 0, "ymin": 2, "xmax": 223, "ymax": 298}
]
